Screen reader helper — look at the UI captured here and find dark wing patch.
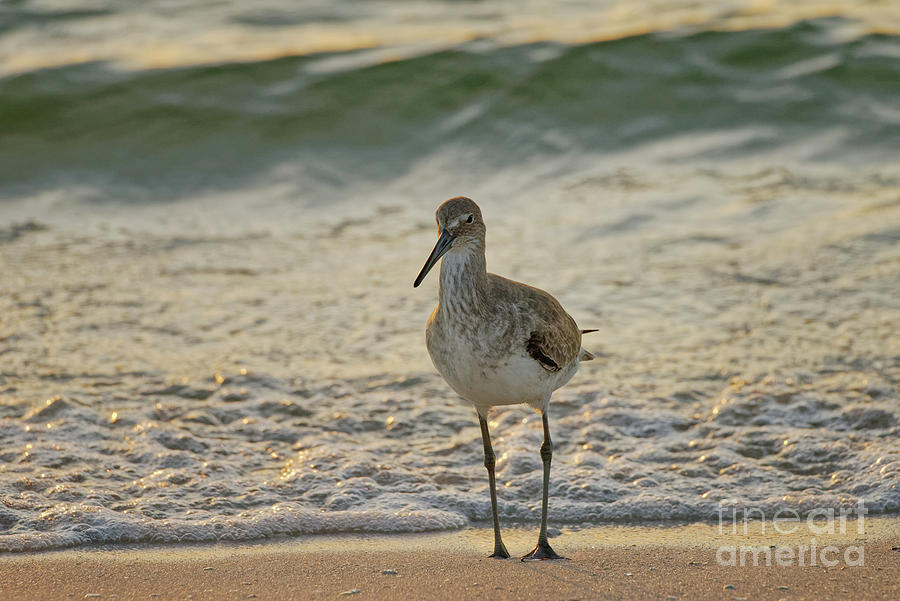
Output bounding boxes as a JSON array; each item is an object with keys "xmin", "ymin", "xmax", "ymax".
[{"xmin": 526, "ymin": 331, "xmax": 561, "ymax": 372}]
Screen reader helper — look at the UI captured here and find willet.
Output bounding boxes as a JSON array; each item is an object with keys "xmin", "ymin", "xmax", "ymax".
[{"xmin": 413, "ymin": 196, "xmax": 594, "ymax": 561}]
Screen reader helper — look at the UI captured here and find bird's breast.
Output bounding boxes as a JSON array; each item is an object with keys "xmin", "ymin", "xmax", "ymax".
[{"xmin": 426, "ymin": 305, "xmax": 571, "ymax": 409}]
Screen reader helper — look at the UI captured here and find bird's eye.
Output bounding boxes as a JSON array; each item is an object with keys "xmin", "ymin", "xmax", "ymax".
[{"xmin": 466, "ymin": 214, "xmax": 474, "ymax": 224}]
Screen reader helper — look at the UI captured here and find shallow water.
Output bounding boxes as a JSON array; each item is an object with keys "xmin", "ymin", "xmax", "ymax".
[{"xmin": 1, "ymin": 2, "xmax": 899, "ymax": 552}]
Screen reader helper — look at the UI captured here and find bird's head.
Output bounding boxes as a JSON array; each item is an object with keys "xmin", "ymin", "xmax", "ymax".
[{"xmin": 414, "ymin": 196, "xmax": 485, "ymax": 287}]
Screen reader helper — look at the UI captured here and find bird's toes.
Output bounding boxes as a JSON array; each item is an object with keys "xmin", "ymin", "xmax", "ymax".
[
  {"xmin": 521, "ymin": 542, "xmax": 566, "ymax": 561},
  {"xmin": 489, "ymin": 542, "xmax": 510, "ymax": 559}
]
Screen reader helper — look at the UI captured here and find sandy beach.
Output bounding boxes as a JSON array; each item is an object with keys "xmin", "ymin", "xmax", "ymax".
[{"xmin": 2, "ymin": 519, "xmax": 897, "ymax": 601}]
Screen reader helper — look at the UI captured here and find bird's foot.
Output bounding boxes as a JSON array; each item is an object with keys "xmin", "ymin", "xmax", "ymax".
[
  {"xmin": 489, "ymin": 540, "xmax": 510, "ymax": 559},
  {"xmin": 521, "ymin": 541, "xmax": 566, "ymax": 561}
]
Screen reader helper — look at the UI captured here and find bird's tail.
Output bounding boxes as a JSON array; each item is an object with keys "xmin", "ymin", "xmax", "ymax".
[{"xmin": 580, "ymin": 329, "xmax": 598, "ymax": 361}]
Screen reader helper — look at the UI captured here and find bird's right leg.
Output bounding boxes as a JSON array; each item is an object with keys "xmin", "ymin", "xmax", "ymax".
[{"xmin": 479, "ymin": 414, "xmax": 509, "ymax": 559}]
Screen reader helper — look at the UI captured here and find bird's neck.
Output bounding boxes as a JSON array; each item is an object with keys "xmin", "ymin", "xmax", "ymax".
[{"xmin": 438, "ymin": 246, "xmax": 488, "ymax": 313}]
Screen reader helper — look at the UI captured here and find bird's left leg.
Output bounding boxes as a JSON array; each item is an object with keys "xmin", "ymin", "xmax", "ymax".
[{"xmin": 522, "ymin": 410, "xmax": 564, "ymax": 561}]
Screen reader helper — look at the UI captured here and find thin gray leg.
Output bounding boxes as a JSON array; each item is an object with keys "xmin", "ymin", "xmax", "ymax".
[
  {"xmin": 522, "ymin": 410, "xmax": 564, "ymax": 560},
  {"xmin": 479, "ymin": 414, "xmax": 509, "ymax": 559}
]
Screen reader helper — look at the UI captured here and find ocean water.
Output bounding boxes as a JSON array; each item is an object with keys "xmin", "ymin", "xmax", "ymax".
[{"xmin": 1, "ymin": 1, "xmax": 899, "ymax": 552}]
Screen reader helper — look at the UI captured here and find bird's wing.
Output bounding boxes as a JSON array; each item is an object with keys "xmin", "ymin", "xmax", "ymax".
[
  {"xmin": 488, "ymin": 273, "xmax": 582, "ymax": 372},
  {"xmin": 525, "ymin": 330, "xmax": 568, "ymax": 372},
  {"xmin": 521, "ymin": 292, "xmax": 581, "ymax": 372}
]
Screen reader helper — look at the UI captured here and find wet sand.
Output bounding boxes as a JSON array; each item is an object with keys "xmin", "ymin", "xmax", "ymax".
[{"xmin": 2, "ymin": 519, "xmax": 898, "ymax": 601}]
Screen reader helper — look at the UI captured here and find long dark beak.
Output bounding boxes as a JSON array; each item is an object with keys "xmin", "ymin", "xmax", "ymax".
[{"xmin": 414, "ymin": 228, "xmax": 454, "ymax": 288}]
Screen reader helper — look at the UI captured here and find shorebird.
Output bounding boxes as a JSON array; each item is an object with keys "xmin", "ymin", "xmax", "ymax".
[{"xmin": 413, "ymin": 196, "xmax": 594, "ymax": 561}]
